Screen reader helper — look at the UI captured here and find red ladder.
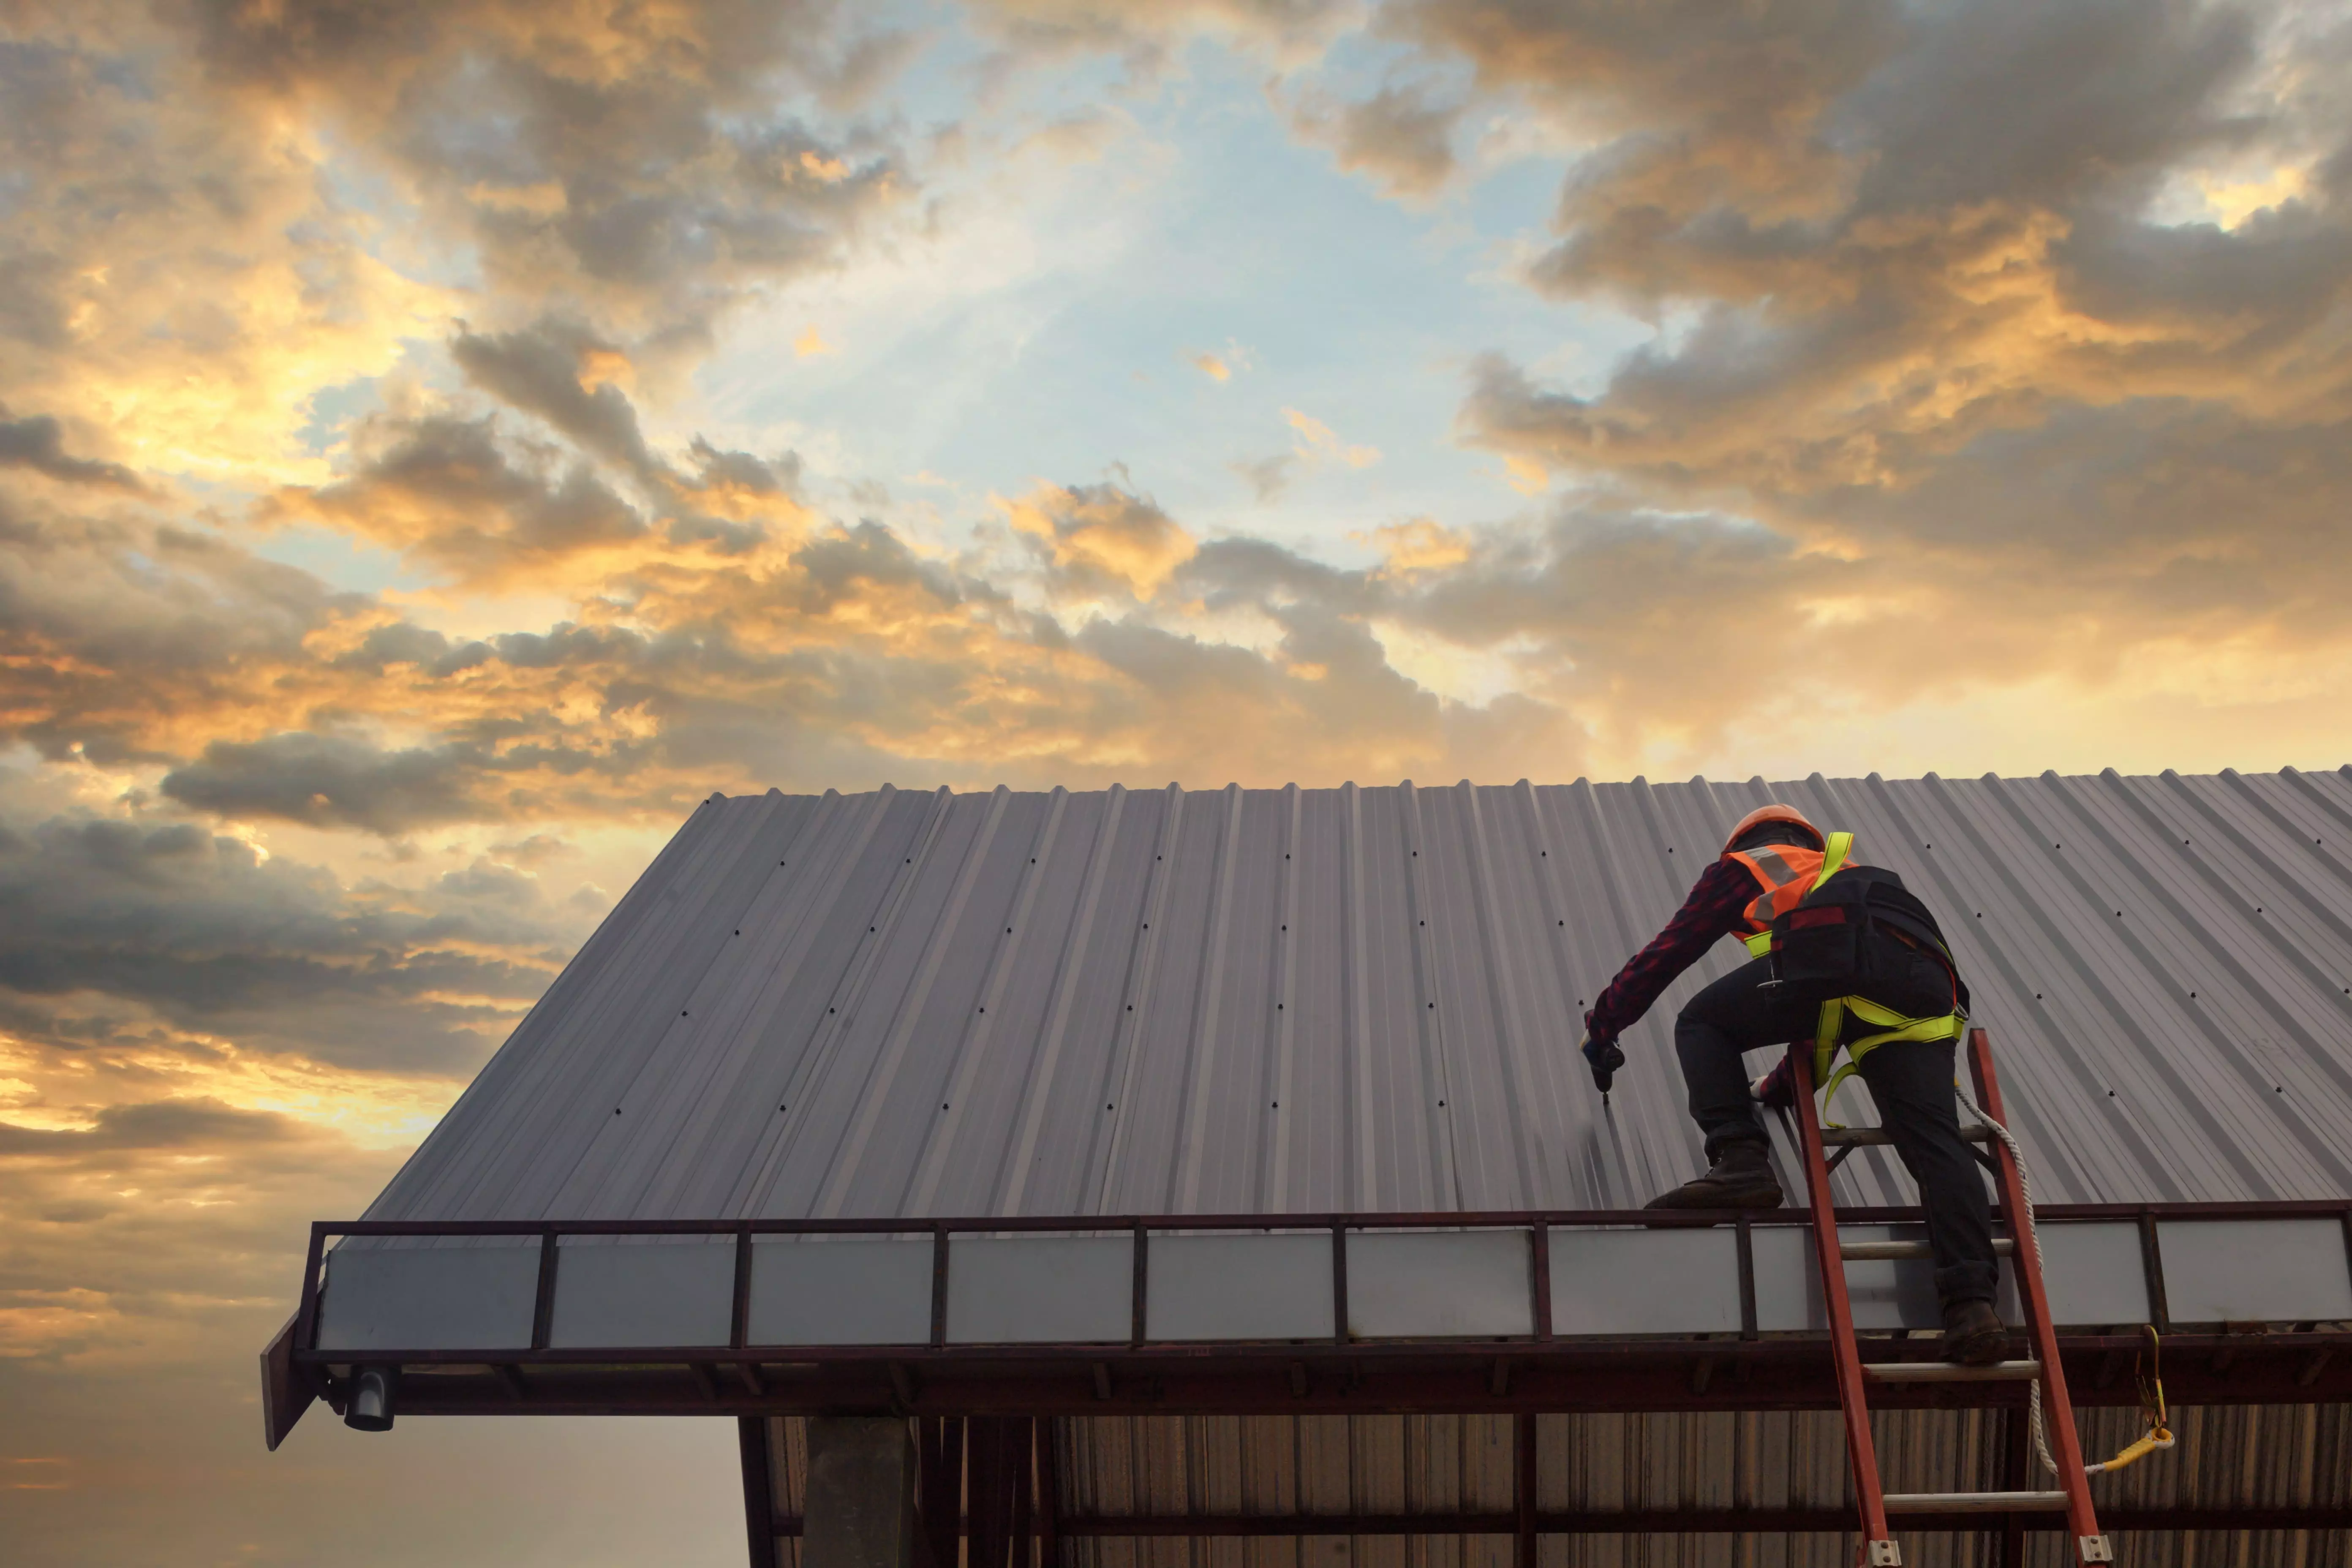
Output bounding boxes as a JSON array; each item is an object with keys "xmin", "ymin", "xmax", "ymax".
[{"xmin": 1788, "ymin": 1026, "xmax": 2111, "ymax": 1567}]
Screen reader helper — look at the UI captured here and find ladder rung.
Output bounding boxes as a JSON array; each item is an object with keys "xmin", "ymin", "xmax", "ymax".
[
  {"xmin": 1865, "ymin": 1359, "xmax": 2039, "ymax": 1383},
  {"xmin": 1841, "ymin": 1237, "xmax": 2014, "ymax": 1260},
  {"xmin": 1883, "ymin": 1490, "xmax": 2069, "ymax": 1515},
  {"xmin": 1821, "ymin": 1124, "xmax": 1994, "ymax": 1146}
]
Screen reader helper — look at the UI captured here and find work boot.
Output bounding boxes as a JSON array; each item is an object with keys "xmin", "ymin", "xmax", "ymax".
[
  {"xmin": 1643, "ymin": 1141, "xmax": 1784, "ymax": 1210},
  {"xmin": 1941, "ymin": 1299, "xmax": 2007, "ymax": 1365}
]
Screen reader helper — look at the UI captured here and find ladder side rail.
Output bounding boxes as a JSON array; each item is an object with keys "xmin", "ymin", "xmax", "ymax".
[
  {"xmin": 1966, "ymin": 1027, "xmax": 2104, "ymax": 1557},
  {"xmin": 1789, "ymin": 1045, "xmax": 1892, "ymax": 1554}
]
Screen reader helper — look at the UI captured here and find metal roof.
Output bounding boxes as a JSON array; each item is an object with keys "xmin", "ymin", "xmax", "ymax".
[{"xmin": 364, "ymin": 768, "xmax": 2352, "ymax": 1225}]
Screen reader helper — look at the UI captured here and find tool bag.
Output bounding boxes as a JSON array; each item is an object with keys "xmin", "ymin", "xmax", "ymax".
[{"xmin": 1767, "ymin": 865, "xmax": 1966, "ymax": 1010}]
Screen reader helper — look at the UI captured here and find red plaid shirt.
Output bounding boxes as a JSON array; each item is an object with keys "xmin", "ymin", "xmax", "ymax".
[{"xmin": 1584, "ymin": 856, "xmax": 1761, "ymax": 1044}]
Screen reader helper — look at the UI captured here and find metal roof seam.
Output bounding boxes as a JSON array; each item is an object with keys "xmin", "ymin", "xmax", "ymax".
[
  {"xmin": 1089, "ymin": 784, "xmax": 1186, "ymax": 1215},
  {"xmin": 1173, "ymin": 784, "xmax": 1248, "ymax": 1214},
  {"xmin": 997, "ymin": 785, "xmax": 1126, "ymax": 1217},
  {"xmin": 904, "ymin": 787, "xmax": 1070, "ymax": 1216}
]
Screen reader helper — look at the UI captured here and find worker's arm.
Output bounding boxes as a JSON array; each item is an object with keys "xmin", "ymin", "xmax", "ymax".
[{"xmin": 1583, "ymin": 858, "xmax": 1757, "ymax": 1047}]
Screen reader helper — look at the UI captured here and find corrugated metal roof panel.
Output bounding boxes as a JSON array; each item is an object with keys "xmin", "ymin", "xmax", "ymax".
[{"xmin": 365, "ymin": 768, "xmax": 2352, "ymax": 1226}]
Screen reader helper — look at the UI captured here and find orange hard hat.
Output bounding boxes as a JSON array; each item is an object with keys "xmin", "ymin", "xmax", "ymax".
[{"xmin": 1721, "ymin": 803, "xmax": 1822, "ymax": 855}]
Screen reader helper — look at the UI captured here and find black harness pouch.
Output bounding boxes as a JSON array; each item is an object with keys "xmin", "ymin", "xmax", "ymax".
[{"xmin": 1769, "ymin": 866, "xmax": 1964, "ymax": 1009}]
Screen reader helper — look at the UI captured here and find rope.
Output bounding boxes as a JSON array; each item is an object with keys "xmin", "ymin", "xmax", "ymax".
[{"xmin": 1949, "ymin": 1078, "xmax": 2175, "ymax": 1478}]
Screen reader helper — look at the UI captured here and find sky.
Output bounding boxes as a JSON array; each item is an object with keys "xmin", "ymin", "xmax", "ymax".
[{"xmin": 1, "ymin": 0, "xmax": 2348, "ymax": 1563}]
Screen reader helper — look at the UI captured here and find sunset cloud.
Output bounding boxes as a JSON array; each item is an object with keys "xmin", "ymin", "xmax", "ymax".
[{"xmin": 1000, "ymin": 479, "xmax": 1198, "ymax": 599}]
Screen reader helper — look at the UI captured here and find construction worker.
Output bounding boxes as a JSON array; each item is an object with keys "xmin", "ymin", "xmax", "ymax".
[{"xmin": 1577, "ymin": 804, "xmax": 2007, "ymax": 1365}]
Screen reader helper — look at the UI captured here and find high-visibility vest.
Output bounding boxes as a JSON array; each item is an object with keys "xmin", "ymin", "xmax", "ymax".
[{"xmin": 1724, "ymin": 831, "xmax": 1855, "ymax": 957}]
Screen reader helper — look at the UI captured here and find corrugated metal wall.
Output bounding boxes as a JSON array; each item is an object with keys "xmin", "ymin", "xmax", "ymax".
[
  {"xmin": 366, "ymin": 768, "xmax": 2352, "ymax": 1225},
  {"xmin": 756, "ymin": 1406, "xmax": 2351, "ymax": 1568}
]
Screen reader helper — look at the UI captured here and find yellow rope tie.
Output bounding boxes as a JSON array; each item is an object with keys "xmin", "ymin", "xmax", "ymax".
[{"xmin": 2085, "ymin": 1325, "xmax": 2174, "ymax": 1475}]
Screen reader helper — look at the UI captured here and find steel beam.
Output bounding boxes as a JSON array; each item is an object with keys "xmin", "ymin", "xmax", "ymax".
[
  {"xmin": 773, "ymin": 1506, "xmax": 2352, "ymax": 1538},
  {"xmin": 339, "ymin": 1335, "xmax": 2352, "ymax": 1420},
  {"xmin": 740, "ymin": 1418, "xmax": 779, "ymax": 1568}
]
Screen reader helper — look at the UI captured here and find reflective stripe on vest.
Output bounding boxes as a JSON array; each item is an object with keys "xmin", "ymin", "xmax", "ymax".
[{"xmin": 1729, "ymin": 830, "xmax": 1855, "ymax": 957}]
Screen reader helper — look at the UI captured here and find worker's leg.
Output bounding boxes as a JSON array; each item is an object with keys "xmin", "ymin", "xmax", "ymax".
[
  {"xmin": 1648, "ymin": 959, "xmax": 1821, "ymax": 1209},
  {"xmin": 1674, "ymin": 956, "xmax": 1819, "ymax": 1158},
  {"xmin": 1853, "ymin": 1039, "xmax": 1999, "ymax": 1306}
]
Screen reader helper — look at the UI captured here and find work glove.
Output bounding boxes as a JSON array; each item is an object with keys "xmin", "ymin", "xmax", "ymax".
[
  {"xmin": 1580, "ymin": 1029, "xmax": 1625, "ymax": 1094},
  {"xmin": 1750, "ymin": 1055, "xmax": 1796, "ymax": 1109}
]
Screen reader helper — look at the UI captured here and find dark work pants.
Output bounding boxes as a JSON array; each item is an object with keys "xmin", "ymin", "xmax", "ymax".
[{"xmin": 1675, "ymin": 956, "xmax": 1999, "ymax": 1307}]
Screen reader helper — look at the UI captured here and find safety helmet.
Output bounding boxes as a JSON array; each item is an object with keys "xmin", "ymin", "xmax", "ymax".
[{"xmin": 1720, "ymin": 803, "xmax": 1822, "ymax": 855}]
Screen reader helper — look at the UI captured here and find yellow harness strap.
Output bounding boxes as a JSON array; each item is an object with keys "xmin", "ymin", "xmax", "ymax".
[
  {"xmin": 1739, "ymin": 831, "xmax": 1854, "ymax": 957},
  {"xmin": 1816, "ymin": 830, "xmax": 1854, "ymax": 887},
  {"xmin": 1813, "ymin": 994, "xmax": 1965, "ymax": 1123}
]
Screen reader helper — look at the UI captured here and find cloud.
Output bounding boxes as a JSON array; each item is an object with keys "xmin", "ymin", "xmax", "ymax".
[
  {"xmin": 1355, "ymin": 0, "xmax": 2352, "ymax": 729},
  {"xmin": 1285, "ymin": 407, "xmax": 1381, "ymax": 468},
  {"xmin": 1358, "ymin": 517, "xmax": 1473, "ymax": 576},
  {"xmin": 1192, "ymin": 351, "xmax": 1233, "ymax": 381},
  {"xmin": 1230, "ymin": 451, "xmax": 1295, "ymax": 500},
  {"xmin": 0, "ymin": 498, "xmax": 358, "ymax": 767},
  {"xmin": 0, "ymin": 793, "xmax": 571, "ymax": 1075},
  {"xmin": 795, "ymin": 324, "xmax": 838, "ymax": 357},
  {"xmin": 1000, "ymin": 479, "xmax": 1198, "ymax": 598},
  {"xmin": 174, "ymin": 0, "xmax": 916, "ymax": 341},
  {"xmin": 965, "ymin": 0, "xmax": 1354, "ymax": 67},
  {"xmin": 0, "ymin": 410, "xmax": 146, "ymax": 491},
  {"xmin": 0, "ymin": 3, "xmax": 917, "ymax": 501},
  {"xmin": 1015, "ymin": 109, "xmax": 1122, "ymax": 164},
  {"xmin": 159, "ymin": 734, "xmax": 482, "ymax": 836},
  {"xmin": 0, "ymin": 1098, "xmax": 299, "ymax": 1158},
  {"xmin": 0, "ymin": 19, "xmax": 452, "ymax": 480},
  {"xmin": 451, "ymin": 320, "xmax": 662, "ymax": 480},
  {"xmin": 268, "ymin": 410, "xmax": 648, "ymax": 585},
  {"xmin": 1287, "ymin": 80, "xmax": 1463, "ymax": 199}
]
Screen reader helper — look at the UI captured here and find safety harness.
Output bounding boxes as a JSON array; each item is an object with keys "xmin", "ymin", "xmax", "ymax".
[
  {"xmin": 1813, "ymin": 995, "xmax": 1965, "ymax": 1124},
  {"xmin": 1738, "ymin": 831, "xmax": 1967, "ymax": 1123}
]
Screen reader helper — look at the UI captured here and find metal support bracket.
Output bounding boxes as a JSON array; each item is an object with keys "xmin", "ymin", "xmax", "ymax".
[
  {"xmin": 1865, "ymin": 1541, "xmax": 1901, "ymax": 1566},
  {"xmin": 2077, "ymin": 1537, "xmax": 2114, "ymax": 1564}
]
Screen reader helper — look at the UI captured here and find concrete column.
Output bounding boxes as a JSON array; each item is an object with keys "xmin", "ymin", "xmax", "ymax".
[{"xmin": 806, "ymin": 1417, "xmax": 919, "ymax": 1568}]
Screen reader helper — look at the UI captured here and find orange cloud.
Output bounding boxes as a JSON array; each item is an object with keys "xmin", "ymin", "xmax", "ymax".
[
  {"xmin": 999, "ymin": 480, "xmax": 1199, "ymax": 598},
  {"xmin": 1284, "ymin": 408, "xmax": 1380, "ymax": 468}
]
